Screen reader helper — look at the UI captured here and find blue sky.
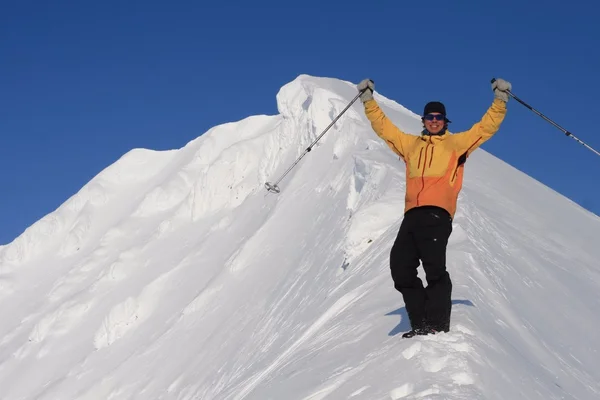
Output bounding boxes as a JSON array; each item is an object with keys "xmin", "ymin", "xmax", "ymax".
[{"xmin": 2, "ymin": 0, "xmax": 599, "ymax": 245}]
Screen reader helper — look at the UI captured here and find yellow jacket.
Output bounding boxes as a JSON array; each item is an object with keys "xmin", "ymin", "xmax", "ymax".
[{"xmin": 363, "ymin": 98, "xmax": 507, "ymax": 218}]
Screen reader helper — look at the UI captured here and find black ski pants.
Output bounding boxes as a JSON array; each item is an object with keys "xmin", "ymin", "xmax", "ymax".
[{"xmin": 390, "ymin": 206, "xmax": 453, "ymax": 331}]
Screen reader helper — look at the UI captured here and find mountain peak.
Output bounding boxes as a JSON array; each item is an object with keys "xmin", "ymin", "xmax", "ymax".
[{"xmin": 1, "ymin": 75, "xmax": 599, "ymax": 399}]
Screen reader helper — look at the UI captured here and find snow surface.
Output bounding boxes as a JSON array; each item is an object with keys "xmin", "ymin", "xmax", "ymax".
[{"xmin": 1, "ymin": 74, "xmax": 599, "ymax": 399}]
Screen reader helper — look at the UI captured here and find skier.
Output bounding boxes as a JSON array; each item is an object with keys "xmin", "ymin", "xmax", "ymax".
[{"xmin": 356, "ymin": 77, "xmax": 511, "ymax": 338}]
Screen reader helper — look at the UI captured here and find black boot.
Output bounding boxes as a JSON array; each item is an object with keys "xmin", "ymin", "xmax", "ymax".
[
  {"xmin": 401, "ymin": 327, "xmax": 435, "ymax": 339},
  {"xmin": 401, "ymin": 318, "xmax": 436, "ymax": 339}
]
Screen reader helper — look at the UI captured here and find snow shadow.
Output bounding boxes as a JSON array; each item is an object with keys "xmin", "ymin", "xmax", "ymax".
[{"xmin": 386, "ymin": 299, "xmax": 474, "ymax": 336}]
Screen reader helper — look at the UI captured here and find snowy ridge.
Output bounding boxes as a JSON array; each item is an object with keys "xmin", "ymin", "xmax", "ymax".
[{"xmin": 0, "ymin": 74, "xmax": 599, "ymax": 400}]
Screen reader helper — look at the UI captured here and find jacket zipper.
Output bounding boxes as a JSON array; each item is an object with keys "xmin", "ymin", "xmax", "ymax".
[
  {"xmin": 417, "ymin": 148, "xmax": 424, "ymax": 169},
  {"xmin": 428, "ymin": 146, "xmax": 434, "ymax": 167},
  {"xmin": 416, "ymin": 143, "xmax": 430, "ymax": 206}
]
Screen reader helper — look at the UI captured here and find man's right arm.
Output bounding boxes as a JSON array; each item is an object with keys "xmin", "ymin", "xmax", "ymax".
[{"xmin": 363, "ymin": 99, "xmax": 415, "ymax": 160}]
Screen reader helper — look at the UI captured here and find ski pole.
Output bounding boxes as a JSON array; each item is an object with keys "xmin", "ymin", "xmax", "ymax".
[
  {"xmin": 491, "ymin": 78, "xmax": 600, "ymax": 157},
  {"xmin": 265, "ymin": 80, "xmax": 373, "ymax": 193}
]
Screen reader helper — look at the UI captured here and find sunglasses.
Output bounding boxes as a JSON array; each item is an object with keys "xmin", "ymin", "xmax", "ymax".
[{"xmin": 424, "ymin": 114, "xmax": 446, "ymax": 121}]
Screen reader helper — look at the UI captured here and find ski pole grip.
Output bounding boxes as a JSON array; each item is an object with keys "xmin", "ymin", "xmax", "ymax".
[
  {"xmin": 359, "ymin": 79, "xmax": 375, "ymax": 93},
  {"xmin": 490, "ymin": 78, "xmax": 496, "ymax": 84}
]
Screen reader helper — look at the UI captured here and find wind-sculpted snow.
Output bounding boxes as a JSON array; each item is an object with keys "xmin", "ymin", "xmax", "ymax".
[{"xmin": 0, "ymin": 74, "xmax": 599, "ymax": 400}]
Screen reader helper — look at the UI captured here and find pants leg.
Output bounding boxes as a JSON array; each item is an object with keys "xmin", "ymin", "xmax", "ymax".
[
  {"xmin": 412, "ymin": 208, "xmax": 453, "ymax": 331},
  {"xmin": 389, "ymin": 215, "xmax": 427, "ymax": 329}
]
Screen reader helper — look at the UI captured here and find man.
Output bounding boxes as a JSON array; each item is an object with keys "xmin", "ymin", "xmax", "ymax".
[{"xmin": 356, "ymin": 78, "xmax": 511, "ymax": 338}]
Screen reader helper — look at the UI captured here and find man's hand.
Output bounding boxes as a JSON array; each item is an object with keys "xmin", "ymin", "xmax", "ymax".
[
  {"xmin": 357, "ymin": 79, "xmax": 375, "ymax": 103},
  {"xmin": 492, "ymin": 78, "xmax": 512, "ymax": 102}
]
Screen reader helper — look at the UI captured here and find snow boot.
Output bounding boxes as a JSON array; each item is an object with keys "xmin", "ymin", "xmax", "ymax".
[
  {"xmin": 402, "ymin": 320, "xmax": 448, "ymax": 339},
  {"xmin": 401, "ymin": 327, "xmax": 435, "ymax": 339},
  {"xmin": 401, "ymin": 317, "xmax": 437, "ymax": 339}
]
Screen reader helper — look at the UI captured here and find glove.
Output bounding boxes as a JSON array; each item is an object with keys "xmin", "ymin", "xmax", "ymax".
[
  {"xmin": 492, "ymin": 78, "xmax": 512, "ymax": 102},
  {"xmin": 357, "ymin": 79, "xmax": 374, "ymax": 103}
]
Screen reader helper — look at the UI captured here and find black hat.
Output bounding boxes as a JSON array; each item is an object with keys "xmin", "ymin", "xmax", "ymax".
[
  {"xmin": 424, "ymin": 101, "xmax": 445, "ymax": 115},
  {"xmin": 423, "ymin": 101, "xmax": 451, "ymax": 123}
]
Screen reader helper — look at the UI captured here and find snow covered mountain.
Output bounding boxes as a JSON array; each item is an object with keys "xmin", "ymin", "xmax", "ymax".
[{"xmin": 1, "ymin": 74, "xmax": 599, "ymax": 400}]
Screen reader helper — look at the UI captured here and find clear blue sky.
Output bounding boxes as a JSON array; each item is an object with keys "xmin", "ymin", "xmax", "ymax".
[{"xmin": 2, "ymin": 0, "xmax": 599, "ymax": 245}]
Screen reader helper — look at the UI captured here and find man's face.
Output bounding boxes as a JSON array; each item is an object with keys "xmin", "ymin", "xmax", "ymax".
[{"xmin": 424, "ymin": 113, "xmax": 446, "ymax": 135}]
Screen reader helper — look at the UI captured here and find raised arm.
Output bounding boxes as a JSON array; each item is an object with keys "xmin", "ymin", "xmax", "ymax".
[
  {"xmin": 450, "ymin": 78, "xmax": 511, "ymax": 156},
  {"xmin": 357, "ymin": 79, "xmax": 417, "ymax": 160}
]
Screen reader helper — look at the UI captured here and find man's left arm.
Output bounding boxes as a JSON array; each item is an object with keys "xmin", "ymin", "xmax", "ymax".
[{"xmin": 451, "ymin": 78, "xmax": 511, "ymax": 156}]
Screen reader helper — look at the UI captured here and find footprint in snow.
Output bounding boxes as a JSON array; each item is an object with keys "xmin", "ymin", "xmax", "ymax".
[
  {"xmin": 396, "ymin": 330, "xmax": 477, "ymax": 395},
  {"xmin": 422, "ymin": 354, "xmax": 451, "ymax": 373},
  {"xmin": 402, "ymin": 342, "xmax": 421, "ymax": 360},
  {"xmin": 389, "ymin": 382, "xmax": 414, "ymax": 399},
  {"xmin": 414, "ymin": 385, "xmax": 441, "ymax": 397},
  {"xmin": 452, "ymin": 372, "xmax": 475, "ymax": 385}
]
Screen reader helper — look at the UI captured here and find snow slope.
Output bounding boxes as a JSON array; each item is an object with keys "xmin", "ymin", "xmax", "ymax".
[{"xmin": 1, "ymin": 74, "xmax": 599, "ymax": 400}]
